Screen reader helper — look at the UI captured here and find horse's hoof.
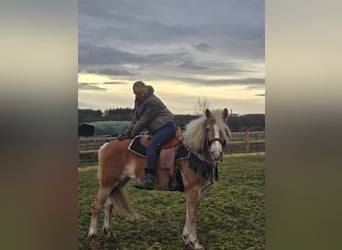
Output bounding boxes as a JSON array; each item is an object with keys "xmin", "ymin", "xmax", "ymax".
[
  {"xmin": 89, "ymin": 235, "xmax": 101, "ymax": 250},
  {"xmin": 87, "ymin": 233, "xmax": 95, "ymax": 241},
  {"xmin": 186, "ymin": 240, "xmax": 204, "ymax": 250},
  {"xmin": 103, "ymin": 228, "xmax": 115, "ymax": 239},
  {"xmin": 195, "ymin": 244, "xmax": 204, "ymax": 250},
  {"xmin": 182, "ymin": 234, "xmax": 189, "ymax": 244}
]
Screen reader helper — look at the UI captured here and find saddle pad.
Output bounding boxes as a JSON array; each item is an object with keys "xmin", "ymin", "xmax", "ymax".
[
  {"xmin": 128, "ymin": 135, "xmax": 146, "ymax": 157},
  {"xmin": 174, "ymin": 167, "xmax": 185, "ymax": 192},
  {"xmin": 140, "ymin": 134, "xmax": 179, "ymax": 149},
  {"xmin": 129, "ymin": 136, "xmax": 191, "ymax": 160},
  {"xmin": 188, "ymin": 152, "xmax": 218, "ymax": 182},
  {"xmin": 175, "ymin": 145, "xmax": 191, "ymax": 160}
]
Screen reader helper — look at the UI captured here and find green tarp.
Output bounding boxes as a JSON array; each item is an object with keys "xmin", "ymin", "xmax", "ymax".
[{"xmin": 78, "ymin": 121, "xmax": 130, "ymax": 137}]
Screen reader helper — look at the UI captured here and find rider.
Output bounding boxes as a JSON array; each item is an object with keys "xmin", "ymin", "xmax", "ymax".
[{"xmin": 118, "ymin": 81, "xmax": 177, "ymax": 190}]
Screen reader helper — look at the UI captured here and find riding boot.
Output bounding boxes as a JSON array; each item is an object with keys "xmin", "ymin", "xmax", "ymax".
[{"xmin": 134, "ymin": 172, "xmax": 155, "ymax": 190}]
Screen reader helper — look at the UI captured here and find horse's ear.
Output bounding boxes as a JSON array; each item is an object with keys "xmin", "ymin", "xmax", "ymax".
[
  {"xmin": 205, "ymin": 109, "xmax": 211, "ymax": 118},
  {"xmin": 223, "ymin": 108, "xmax": 229, "ymax": 122}
]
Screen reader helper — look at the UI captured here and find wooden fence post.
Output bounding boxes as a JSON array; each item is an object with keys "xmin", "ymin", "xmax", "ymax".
[
  {"xmin": 255, "ymin": 132, "xmax": 258, "ymax": 151},
  {"xmin": 245, "ymin": 130, "xmax": 250, "ymax": 151},
  {"xmin": 78, "ymin": 137, "xmax": 80, "ymax": 165}
]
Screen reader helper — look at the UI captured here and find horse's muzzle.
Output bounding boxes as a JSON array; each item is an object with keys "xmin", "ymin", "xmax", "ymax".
[{"xmin": 210, "ymin": 150, "xmax": 223, "ymax": 162}]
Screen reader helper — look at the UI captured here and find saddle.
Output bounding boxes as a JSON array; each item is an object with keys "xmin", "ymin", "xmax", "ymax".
[
  {"xmin": 128, "ymin": 129, "xmax": 187, "ymax": 191},
  {"xmin": 129, "ymin": 129, "xmax": 182, "ymax": 173}
]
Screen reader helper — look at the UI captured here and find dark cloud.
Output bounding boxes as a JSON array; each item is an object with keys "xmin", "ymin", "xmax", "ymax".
[
  {"xmin": 245, "ymin": 84, "xmax": 265, "ymax": 90},
  {"xmin": 102, "ymin": 81, "xmax": 127, "ymax": 85},
  {"xmin": 227, "ymin": 78, "xmax": 265, "ymax": 85},
  {"xmin": 79, "ymin": 0, "xmax": 264, "ymax": 113},
  {"xmin": 179, "ymin": 59, "xmax": 211, "ymax": 70},
  {"xmin": 147, "ymin": 52, "xmax": 191, "ymax": 68},
  {"xmin": 78, "ymin": 42, "xmax": 147, "ymax": 66},
  {"xmin": 80, "ymin": 67, "xmax": 137, "ymax": 76},
  {"xmin": 255, "ymin": 93, "xmax": 265, "ymax": 97},
  {"xmin": 206, "ymin": 78, "xmax": 264, "ymax": 86},
  {"xmin": 79, "ymin": 0, "xmax": 264, "ymax": 65},
  {"xmin": 79, "ymin": 41, "xmax": 191, "ymax": 68},
  {"xmin": 78, "ymin": 82, "xmax": 107, "ymax": 91},
  {"xmin": 163, "ymin": 76, "xmax": 265, "ymax": 86},
  {"xmin": 192, "ymin": 43, "xmax": 212, "ymax": 52}
]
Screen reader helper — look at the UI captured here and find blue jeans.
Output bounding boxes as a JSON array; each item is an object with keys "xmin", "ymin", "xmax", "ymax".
[{"xmin": 146, "ymin": 121, "xmax": 177, "ymax": 175}]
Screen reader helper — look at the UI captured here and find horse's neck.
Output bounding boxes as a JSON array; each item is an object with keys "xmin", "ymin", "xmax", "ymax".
[{"xmin": 180, "ymin": 128, "xmax": 211, "ymax": 159}]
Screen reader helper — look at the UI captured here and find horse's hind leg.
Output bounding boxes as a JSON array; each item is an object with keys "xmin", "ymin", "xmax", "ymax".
[
  {"xmin": 103, "ymin": 178, "xmax": 131, "ymax": 239},
  {"xmin": 103, "ymin": 197, "xmax": 114, "ymax": 239},
  {"xmin": 88, "ymin": 186, "xmax": 112, "ymax": 249}
]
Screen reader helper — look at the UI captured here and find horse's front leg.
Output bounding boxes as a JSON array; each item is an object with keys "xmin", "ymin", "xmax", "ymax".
[
  {"xmin": 184, "ymin": 186, "xmax": 204, "ymax": 250},
  {"xmin": 182, "ymin": 207, "xmax": 190, "ymax": 244}
]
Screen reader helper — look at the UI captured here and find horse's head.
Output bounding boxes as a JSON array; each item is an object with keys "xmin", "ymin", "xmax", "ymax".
[{"xmin": 204, "ymin": 108, "xmax": 229, "ymax": 161}]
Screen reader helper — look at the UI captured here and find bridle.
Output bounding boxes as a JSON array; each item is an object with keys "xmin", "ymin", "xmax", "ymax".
[
  {"xmin": 205, "ymin": 128, "xmax": 227, "ymax": 152},
  {"xmin": 208, "ymin": 137, "xmax": 226, "ymax": 150},
  {"xmin": 203, "ymin": 127, "xmax": 227, "ymax": 184}
]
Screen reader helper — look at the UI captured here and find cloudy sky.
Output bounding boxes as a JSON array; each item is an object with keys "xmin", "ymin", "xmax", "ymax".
[{"xmin": 78, "ymin": 0, "xmax": 264, "ymax": 115}]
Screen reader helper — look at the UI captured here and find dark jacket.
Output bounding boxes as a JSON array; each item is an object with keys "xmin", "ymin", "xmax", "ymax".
[{"xmin": 125, "ymin": 86, "xmax": 174, "ymax": 137}]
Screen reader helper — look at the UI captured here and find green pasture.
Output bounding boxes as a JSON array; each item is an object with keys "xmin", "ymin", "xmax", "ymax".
[{"xmin": 78, "ymin": 156, "xmax": 265, "ymax": 250}]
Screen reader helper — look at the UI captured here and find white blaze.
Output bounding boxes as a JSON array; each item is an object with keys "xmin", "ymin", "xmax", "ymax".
[{"xmin": 210, "ymin": 124, "xmax": 222, "ymax": 160}]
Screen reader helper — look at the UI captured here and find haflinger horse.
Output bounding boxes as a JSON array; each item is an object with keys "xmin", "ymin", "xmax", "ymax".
[{"xmin": 88, "ymin": 108, "xmax": 230, "ymax": 250}]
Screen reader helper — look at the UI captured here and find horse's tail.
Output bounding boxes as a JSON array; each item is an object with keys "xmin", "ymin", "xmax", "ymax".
[
  {"xmin": 110, "ymin": 185, "xmax": 139, "ymax": 220},
  {"xmin": 97, "ymin": 142, "xmax": 109, "ymax": 179}
]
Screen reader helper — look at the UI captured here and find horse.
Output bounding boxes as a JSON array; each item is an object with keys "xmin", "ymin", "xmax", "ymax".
[{"xmin": 87, "ymin": 108, "xmax": 230, "ymax": 250}]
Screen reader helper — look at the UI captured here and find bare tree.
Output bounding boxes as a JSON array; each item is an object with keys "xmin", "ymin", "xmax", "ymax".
[{"xmin": 193, "ymin": 97, "xmax": 210, "ymax": 115}]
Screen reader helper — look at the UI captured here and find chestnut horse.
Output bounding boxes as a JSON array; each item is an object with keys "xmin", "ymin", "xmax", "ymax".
[{"xmin": 88, "ymin": 108, "xmax": 230, "ymax": 250}]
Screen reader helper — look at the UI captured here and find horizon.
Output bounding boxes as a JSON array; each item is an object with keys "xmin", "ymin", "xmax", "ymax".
[{"xmin": 78, "ymin": 107, "xmax": 265, "ymax": 116}]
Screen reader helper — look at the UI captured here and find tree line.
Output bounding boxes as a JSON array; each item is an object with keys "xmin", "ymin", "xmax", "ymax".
[{"xmin": 78, "ymin": 108, "xmax": 265, "ymax": 132}]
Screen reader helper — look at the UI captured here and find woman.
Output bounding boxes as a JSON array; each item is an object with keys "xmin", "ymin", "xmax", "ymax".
[{"xmin": 118, "ymin": 81, "xmax": 177, "ymax": 190}]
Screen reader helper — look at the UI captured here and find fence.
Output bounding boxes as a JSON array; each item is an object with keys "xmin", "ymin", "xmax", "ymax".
[
  {"xmin": 78, "ymin": 130, "xmax": 265, "ymax": 164},
  {"xmin": 228, "ymin": 131, "xmax": 265, "ymax": 152}
]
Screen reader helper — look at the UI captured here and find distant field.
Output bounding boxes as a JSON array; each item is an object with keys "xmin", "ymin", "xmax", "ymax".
[{"xmin": 78, "ymin": 156, "xmax": 265, "ymax": 250}]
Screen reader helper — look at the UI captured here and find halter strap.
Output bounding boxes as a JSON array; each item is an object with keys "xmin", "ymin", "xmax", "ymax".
[
  {"xmin": 208, "ymin": 138, "xmax": 226, "ymax": 149},
  {"xmin": 204, "ymin": 128, "xmax": 227, "ymax": 150}
]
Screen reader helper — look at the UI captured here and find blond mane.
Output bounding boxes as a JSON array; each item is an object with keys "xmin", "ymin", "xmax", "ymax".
[{"xmin": 182, "ymin": 109, "xmax": 228, "ymax": 153}]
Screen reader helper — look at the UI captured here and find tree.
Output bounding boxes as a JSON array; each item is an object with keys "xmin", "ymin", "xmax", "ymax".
[
  {"xmin": 78, "ymin": 109, "xmax": 103, "ymax": 124},
  {"xmin": 193, "ymin": 97, "xmax": 210, "ymax": 115}
]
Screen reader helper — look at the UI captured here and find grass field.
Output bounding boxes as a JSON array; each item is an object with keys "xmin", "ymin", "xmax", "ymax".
[{"xmin": 78, "ymin": 156, "xmax": 265, "ymax": 250}]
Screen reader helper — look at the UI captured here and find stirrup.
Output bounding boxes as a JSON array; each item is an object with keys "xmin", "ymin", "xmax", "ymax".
[{"xmin": 134, "ymin": 173, "xmax": 155, "ymax": 190}]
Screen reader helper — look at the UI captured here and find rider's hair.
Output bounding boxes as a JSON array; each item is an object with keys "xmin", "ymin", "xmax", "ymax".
[{"xmin": 133, "ymin": 81, "xmax": 148, "ymax": 95}]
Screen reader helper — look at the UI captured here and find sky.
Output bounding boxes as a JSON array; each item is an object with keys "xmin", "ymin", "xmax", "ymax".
[{"xmin": 78, "ymin": 0, "xmax": 265, "ymax": 115}]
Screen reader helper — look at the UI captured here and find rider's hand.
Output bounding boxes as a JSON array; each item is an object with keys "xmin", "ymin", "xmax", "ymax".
[{"xmin": 118, "ymin": 134, "xmax": 131, "ymax": 141}]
